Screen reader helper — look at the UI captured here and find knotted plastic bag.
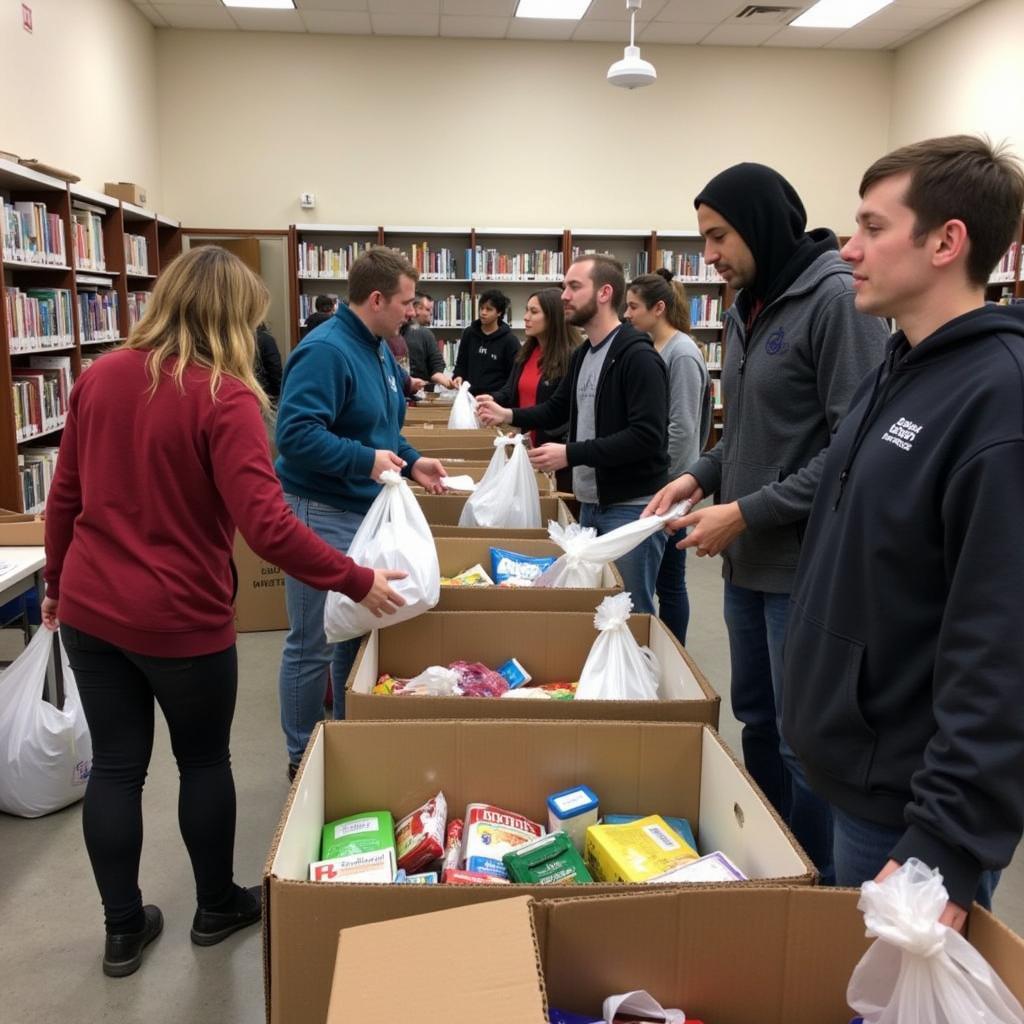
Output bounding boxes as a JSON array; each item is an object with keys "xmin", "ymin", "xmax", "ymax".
[
  {"xmin": 0, "ymin": 628, "xmax": 92, "ymax": 817},
  {"xmin": 457, "ymin": 433, "xmax": 541, "ymax": 529},
  {"xmin": 848, "ymin": 858, "xmax": 1024, "ymax": 1024},
  {"xmin": 399, "ymin": 666, "xmax": 460, "ymax": 696},
  {"xmin": 447, "ymin": 381, "xmax": 480, "ymax": 429},
  {"xmin": 323, "ymin": 470, "xmax": 440, "ymax": 642},
  {"xmin": 575, "ymin": 593, "xmax": 661, "ymax": 701}
]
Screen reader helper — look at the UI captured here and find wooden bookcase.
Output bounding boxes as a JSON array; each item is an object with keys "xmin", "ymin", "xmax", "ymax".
[
  {"xmin": 985, "ymin": 227, "xmax": 1024, "ymax": 304},
  {"xmin": 0, "ymin": 159, "xmax": 181, "ymax": 512}
]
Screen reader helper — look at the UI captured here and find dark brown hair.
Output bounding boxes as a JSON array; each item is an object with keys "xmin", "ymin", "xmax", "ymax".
[
  {"xmin": 348, "ymin": 247, "xmax": 419, "ymax": 305},
  {"xmin": 860, "ymin": 135, "xmax": 1024, "ymax": 287},
  {"xmin": 628, "ymin": 273, "xmax": 691, "ymax": 332},
  {"xmin": 574, "ymin": 253, "xmax": 626, "ymax": 309},
  {"xmin": 515, "ymin": 287, "xmax": 582, "ymax": 383}
]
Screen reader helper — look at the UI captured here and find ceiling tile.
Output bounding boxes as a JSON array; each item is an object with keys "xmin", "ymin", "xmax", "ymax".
[
  {"xmin": 150, "ymin": 0, "xmax": 221, "ymax": 6},
  {"xmin": 585, "ymin": 0, "xmax": 665, "ymax": 20},
  {"xmin": 296, "ymin": 0, "xmax": 368, "ymax": 9},
  {"xmin": 300, "ymin": 9, "xmax": 372, "ymax": 31},
  {"xmin": 762, "ymin": 25, "xmax": 844, "ymax": 47},
  {"xmin": 656, "ymin": 0, "xmax": 744, "ymax": 23},
  {"xmin": 699, "ymin": 21, "xmax": 783, "ymax": 45},
  {"xmin": 573, "ymin": 19, "xmax": 633, "ymax": 40},
  {"xmin": 439, "ymin": 14, "xmax": 509, "ymax": 37},
  {"xmin": 153, "ymin": 4, "xmax": 238, "ymax": 29},
  {"xmin": 442, "ymin": 0, "xmax": 514, "ymax": 13},
  {"xmin": 857, "ymin": 4, "xmax": 944, "ymax": 30},
  {"xmin": 228, "ymin": 8, "xmax": 306, "ymax": 31},
  {"xmin": 368, "ymin": 0, "xmax": 439, "ymax": 11},
  {"xmin": 507, "ymin": 17, "xmax": 578, "ymax": 39},
  {"xmin": 638, "ymin": 19, "xmax": 716, "ymax": 42},
  {"xmin": 134, "ymin": 3, "xmax": 169, "ymax": 26},
  {"xmin": 369, "ymin": 11, "xmax": 440, "ymax": 33},
  {"xmin": 826, "ymin": 27, "xmax": 910, "ymax": 48}
]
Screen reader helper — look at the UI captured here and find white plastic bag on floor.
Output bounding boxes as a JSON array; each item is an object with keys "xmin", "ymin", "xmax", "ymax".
[
  {"xmin": 535, "ymin": 500, "xmax": 692, "ymax": 590},
  {"xmin": 575, "ymin": 593, "xmax": 660, "ymax": 701},
  {"xmin": 0, "ymin": 627, "xmax": 92, "ymax": 817},
  {"xmin": 447, "ymin": 381, "xmax": 479, "ymax": 429},
  {"xmin": 848, "ymin": 858, "xmax": 1024, "ymax": 1024},
  {"xmin": 457, "ymin": 433, "xmax": 541, "ymax": 529},
  {"xmin": 323, "ymin": 471, "xmax": 440, "ymax": 642}
]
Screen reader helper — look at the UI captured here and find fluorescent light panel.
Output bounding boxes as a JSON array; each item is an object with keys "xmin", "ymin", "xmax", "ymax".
[
  {"xmin": 222, "ymin": 0, "xmax": 296, "ymax": 9},
  {"xmin": 515, "ymin": 0, "xmax": 592, "ymax": 19},
  {"xmin": 791, "ymin": 0, "xmax": 892, "ymax": 29}
]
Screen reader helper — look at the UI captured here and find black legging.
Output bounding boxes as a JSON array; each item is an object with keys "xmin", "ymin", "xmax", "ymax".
[{"xmin": 60, "ymin": 624, "xmax": 238, "ymax": 932}]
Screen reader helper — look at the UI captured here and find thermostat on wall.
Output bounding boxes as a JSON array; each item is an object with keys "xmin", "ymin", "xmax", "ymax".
[{"xmin": 300, "ymin": 192, "xmax": 316, "ymax": 209}]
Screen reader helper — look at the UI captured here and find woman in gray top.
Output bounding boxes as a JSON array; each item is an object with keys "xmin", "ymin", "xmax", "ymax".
[{"xmin": 624, "ymin": 271, "xmax": 710, "ymax": 644}]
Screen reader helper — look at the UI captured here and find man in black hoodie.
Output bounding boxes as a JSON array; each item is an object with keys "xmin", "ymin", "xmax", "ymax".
[
  {"xmin": 452, "ymin": 289, "xmax": 519, "ymax": 396},
  {"xmin": 782, "ymin": 136, "xmax": 1024, "ymax": 925},
  {"xmin": 478, "ymin": 255, "xmax": 669, "ymax": 613}
]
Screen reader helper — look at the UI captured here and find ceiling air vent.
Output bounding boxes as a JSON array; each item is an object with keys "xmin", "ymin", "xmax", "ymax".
[{"xmin": 733, "ymin": 5, "xmax": 804, "ymax": 23}]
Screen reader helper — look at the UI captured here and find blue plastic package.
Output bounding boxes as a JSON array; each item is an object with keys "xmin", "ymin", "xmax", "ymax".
[
  {"xmin": 548, "ymin": 1011, "xmax": 602, "ymax": 1024},
  {"xmin": 602, "ymin": 813, "xmax": 697, "ymax": 852},
  {"xmin": 490, "ymin": 547, "xmax": 556, "ymax": 585}
]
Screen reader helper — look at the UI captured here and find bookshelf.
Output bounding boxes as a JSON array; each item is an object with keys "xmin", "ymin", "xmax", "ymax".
[
  {"xmin": 0, "ymin": 159, "xmax": 181, "ymax": 512},
  {"xmin": 987, "ymin": 230, "xmax": 1024, "ymax": 304}
]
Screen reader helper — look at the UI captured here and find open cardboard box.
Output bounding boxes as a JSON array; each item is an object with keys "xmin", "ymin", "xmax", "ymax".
[
  {"xmin": 232, "ymin": 533, "xmax": 287, "ymax": 632},
  {"xmin": 263, "ymin": 719, "xmax": 813, "ymax": 1024},
  {"xmin": 327, "ymin": 888, "xmax": 1024, "ymax": 1024},
  {"xmin": 413, "ymin": 459, "xmax": 559, "ymax": 494},
  {"xmin": 434, "ymin": 537, "xmax": 622, "ymax": 611},
  {"xmin": 0, "ymin": 510, "xmax": 45, "ymax": 545},
  {"xmin": 346, "ymin": 609, "xmax": 719, "ymax": 726},
  {"xmin": 418, "ymin": 493, "xmax": 575, "ymax": 538}
]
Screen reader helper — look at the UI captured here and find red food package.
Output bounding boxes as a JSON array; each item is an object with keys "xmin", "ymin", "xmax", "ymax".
[
  {"xmin": 448, "ymin": 660, "xmax": 508, "ymax": 698},
  {"xmin": 395, "ymin": 791, "xmax": 447, "ymax": 874},
  {"xmin": 442, "ymin": 818, "xmax": 464, "ymax": 874},
  {"xmin": 443, "ymin": 868, "xmax": 510, "ymax": 885}
]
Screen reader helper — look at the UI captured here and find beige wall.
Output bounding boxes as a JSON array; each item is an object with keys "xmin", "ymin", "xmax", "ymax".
[
  {"xmin": 0, "ymin": 0, "xmax": 161, "ymax": 208},
  {"xmin": 156, "ymin": 30, "xmax": 893, "ymax": 235},
  {"xmin": 890, "ymin": 0, "xmax": 1024, "ymax": 155}
]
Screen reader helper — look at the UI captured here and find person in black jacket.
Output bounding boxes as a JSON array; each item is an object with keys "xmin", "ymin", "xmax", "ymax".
[
  {"xmin": 783, "ymin": 135, "xmax": 1024, "ymax": 924},
  {"xmin": 452, "ymin": 289, "xmax": 519, "ymax": 396},
  {"xmin": 302, "ymin": 294, "xmax": 336, "ymax": 335},
  {"xmin": 254, "ymin": 323, "xmax": 283, "ymax": 403},
  {"xmin": 478, "ymin": 256, "xmax": 669, "ymax": 612}
]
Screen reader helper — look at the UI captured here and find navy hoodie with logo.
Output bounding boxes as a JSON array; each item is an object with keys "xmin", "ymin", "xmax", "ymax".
[
  {"xmin": 783, "ymin": 304, "xmax": 1024, "ymax": 907},
  {"xmin": 453, "ymin": 319, "xmax": 520, "ymax": 396}
]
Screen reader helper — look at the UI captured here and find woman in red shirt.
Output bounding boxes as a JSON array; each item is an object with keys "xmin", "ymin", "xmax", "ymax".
[{"xmin": 42, "ymin": 246, "xmax": 405, "ymax": 978}]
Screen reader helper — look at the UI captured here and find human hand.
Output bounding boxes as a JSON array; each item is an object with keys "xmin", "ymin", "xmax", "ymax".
[
  {"xmin": 643, "ymin": 473, "xmax": 704, "ymax": 519},
  {"xmin": 411, "ymin": 457, "xmax": 446, "ymax": 495},
  {"xmin": 874, "ymin": 859, "xmax": 968, "ymax": 933},
  {"xmin": 674, "ymin": 501, "xmax": 746, "ymax": 555},
  {"xmin": 434, "ymin": 374, "xmax": 454, "ymax": 390},
  {"xmin": 359, "ymin": 569, "xmax": 408, "ymax": 618},
  {"xmin": 41, "ymin": 597, "xmax": 59, "ymax": 631},
  {"xmin": 452, "ymin": 376, "xmax": 463, "ymax": 389},
  {"xmin": 371, "ymin": 449, "xmax": 406, "ymax": 482},
  {"xmin": 528, "ymin": 443, "xmax": 568, "ymax": 472},
  {"xmin": 476, "ymin": 399, "xmax": 512, "ymax": 426},
  {"xmin": 409, "ymin": 376, "xmax": 426, "ymax": 392}
]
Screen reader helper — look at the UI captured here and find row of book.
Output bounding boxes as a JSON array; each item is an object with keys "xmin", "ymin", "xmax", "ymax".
[
  {"xmin": 297, "ymin": 242, "xmax": 374, "ymax": 278},
  {"xmin": 407, "ymin": 243, "xmax": 462, "ymax": 279},
  {"xmin": 79, "ymin": 289, "xmax": 120, "ymax": 343},
  {"xmin": 1, "ymin": 198, "xmax": 67, "ymax": 266},
  {"xmin": 711, "ymin": 378, "xmax": 723, "ymax": 411},
  {"xmin": 657, "ymin": 250, "xmax": 723, "ymax": 283},
  {"xmin": 72, "ymin": 204, "xmax": 107, "ymax": 271},
  {"xmin": 431, "ymin": 291, "xmax": 473, "ymax": 327},
  {"xmin": 701, "ymin": 341, "xmax": 723, "ymax": 368},
  {"xmin": 571, "ymin": 247, "xmax": 649, "ymax": 279},
  {"xmin": 470, "ymin": 247, "xmax": 563, "ymax": 281},
  {"xmin": 11, "ymin": 356, "xmax": 73, "ymax": 442},
  {"xmin": 124, "ymin": 233, "xmax": 150, "ymax": 275},
  {"xmin": 5, "ymin": 286, "xmax": 75, "ymax": 352},
  {"xmin": 299, "ymin": 292, "xmax": 339, "ymax": 323},
  {"xmin": 689, "ymin": 294, "xmax": 724, "ymax": 327},
  {"xmin": 126, "ymin": 291, "xmax": 151, "ymax": 331},
  {"xmin": 991, "ymin": 242, "xmax": 1021, "ymax": 280},
  {"xmin": 19, "ymin": 445, "xmax": 60, "ymax": 515}
]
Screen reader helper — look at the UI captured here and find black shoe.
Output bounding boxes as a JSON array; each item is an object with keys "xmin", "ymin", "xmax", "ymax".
[
  {"xmin": 287, "ymin": 763, "xmax": 299, "ymax": 782},
  {"xmin": 190, "ymin": 885, "xmax": 262, "ymax": 947},
  {"xmin": 103, "ymin": 905, "xmax": 163, "ymax": 978}
]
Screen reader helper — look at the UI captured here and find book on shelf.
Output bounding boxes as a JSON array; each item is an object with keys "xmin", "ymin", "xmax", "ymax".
[
  {"xmin": 689, "ymin": 293, "xmax": 723, "ymax": 327},
  {"xmin": 571, "ymin": 246, "xmax": 648, "ymax": 278},
  {"xmin": 296, "ymin": 240, "xmax": 373, "ymax": 278},
  {"xmin": 77, "ymin": 288, "xmax": 120, "ymax": 342},
  {"xmin": 1, "ymin": 198, "xmax": 67, "ymax": 266},
  {"xmin": 470, "ymin": 246, "xmax": 563, "ymax": 280},
  {"xmin": 124, "ymin": 233, "xmax": 149, "ymax": 275},
  {"xmin": 711, "ymin": 378, "xmax": 723, "ymax": 410},
  {"xmin": 406, "ymin": 241, "xmax": 461, "ymax": 279},
  {"xmin": 700, "ymin": 341, "xmax": 722, "ymax": 368},
  {"xmin": 430, "ymin": 291, "xmax": 473, "ymax": 328},
  {"xmin": 72, "ymin": 205, "xmax": 106, "ymax": 271},
  {"xmin": 11, "ymin": 368, "xmax": 67, "ymax": 439},
  {"xmin": 991, "ymin": 241, "xmax": 1019, "ymax": 280},
  {"xmin": 18, "ymin": 445, "xmax": 60, "ymax": 515},
  {"xmin": 4, "ymin": 286, "xmax": 74, "ymax": 351},
  {"xmin": 126, "ymin": 291, "xmax": 151, "ymax": 330},
  {"xmin": 298, "ymin": 292, "xmax": 341, "ymax": 325},
  {"xmin": 656, "ymin": 249, "xmax": 723, "ymax": 283}
]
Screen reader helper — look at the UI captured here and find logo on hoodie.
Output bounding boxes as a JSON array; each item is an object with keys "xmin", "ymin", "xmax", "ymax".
[
  {"xmin": 881, "ymin": 417, "xmax": 922, "ymax": 453},
  {"xmin": 765, "ymin": 327, "xmax": 789, "ymax": 356}
]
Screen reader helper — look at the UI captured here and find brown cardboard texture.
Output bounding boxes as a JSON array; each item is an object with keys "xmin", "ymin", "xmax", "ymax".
[
  {"xmin": 327, "ymin": 887, "xmax": 1024, "ymax": 1024},
  {"xmin": 418, "ymin": 493, "xmax": 574, "ymax": 538},
  {"xmin": 414, "ymin": 460, "xmax": 558, "ymax": 494},
  {"xmin": 232, "ymin": 533, "xmax": 287, "ymax": 632},
  {"xmin": 263, "ymin": 719, "xmax": 813, "ymax": 1024},
  {"xmin": 0, "ymin": 510, "xmax": 45, "ymax": 545},
  {"xmin": 104, "ymin": 181, "xmax": 148, "ymax": 206},
  {"xmin": 434, "ymin": 537, "xmax": 621, "ymax": 610},
  {"xmin": 347, "ymin": 610, "xmax": 719, "ymax": 726}
]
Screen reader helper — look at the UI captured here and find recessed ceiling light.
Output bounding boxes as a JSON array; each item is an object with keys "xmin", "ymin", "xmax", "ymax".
[
  {"xmin": 222, "ymin": 0, "xmax": 296, "ymax": 10},
  {"xmin": 791, "ymin": 0, "xmax": 893, "ymax": 29},
  {"xmin": 515, "ymin": 0, "xmax": 592, "ymax": 19}
]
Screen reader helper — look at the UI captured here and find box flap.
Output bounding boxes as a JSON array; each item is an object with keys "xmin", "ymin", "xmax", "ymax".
[
  {"xmin": 269, "ymin": 726, "xmax": 325, "ymax": 880},
  {"xmin": 326, "ymin": 897, "xmax": 547, "ymax": 1023}
]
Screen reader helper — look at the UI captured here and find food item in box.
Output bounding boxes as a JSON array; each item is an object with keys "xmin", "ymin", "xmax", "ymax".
[
  {"xmin": 502, "ymin": 830, "xmax": 593, "ymax": 885},
  {"xmin": 647, "ymin": 850, "xmax": 746, "ymax": 883},
  {"xmin": 584, "ymin": 815, "xmax": 699, "ymax": 883},
  {"xmin": 441, "ymin": 818, "xmax": 463, "ymax": 875},
  {"xmin": 462, "ymin": 802, "xmax": 545, "ymax": 879},
  {"xmin": 538, "ymin": 680, "xmax": 578, "ymax": 700},
  {"xmin": 602, "ymin": 813, "xmax": 697, "ymax": 853},
  {"xmin": 497, "ymin": 657, "xmax": 531, "ymax": 689},
  {"xmin": 372, "ymin": 674, "xmax": 402, "ymax": 695},
  {"xmin": 489, "ymin": 547, "xmax": 556, "ymax": 585},
  {"xmin": 309, "ymin": 848, "xmax": 396, "ymax": 884},
  {"xmin": 395, "ymin": 791, "xmax": 447, "ymax": 873},
  {"xmin": 440, "ymin": 563, "xmax": 494, "ymax": 587},
  {"xmin": 396, "ymin": 871, "xmax": 438, "ymax": 884},
  {"xmin": 443, "ymin": 868, "xmax": 511, "ymax": 885},
  {"xmin": 548, "ymin": 1010, "xmax": 603, "ymax": 1024},
  {"xmin": 547, "ymin": 786, "xmax": 599, "ymax": 852},
  {"xmin": 321, "ymin": 810, "xmax": 395, "ymax": 861},
  {"xmin": 450, "ymin": 661, "xmax": 508, "ymax": 698},
  {"xmin": 501, "ymin": 688, "xmax": 551, "ymax": 700}
]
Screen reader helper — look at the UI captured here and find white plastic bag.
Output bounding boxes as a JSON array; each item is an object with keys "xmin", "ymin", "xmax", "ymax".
[
  {"xmin": 457, "ymin": 433, "xmax": 541, "ymax": 529},
  {"xmin": 323, "ymin": 471, "xmax": 440, "ymax": 642},
  {"xmin": 535, "ymin": 500, "xmax": 692, "ymax": 590},
  {"xmin": 603, "ymin": 991, "xmax": 685, "ymax": 1023},
  {"xmin": 575, "ymin": 593, "xmax": 661, "ymax": 701},
  {"xmin": 447, "ymin": 381, "xmax": 480, "ymax": 429},
  {"xmin": 0, "ymin": 627, "xmax": 92, "ymax": 817},
  {"xmin": 399, "ymin": 666, "xmax": 460, "ymax": 696},
  {"xmin": 848, "ymin": 858, "xmax": 1024, "ymax": 1024}
]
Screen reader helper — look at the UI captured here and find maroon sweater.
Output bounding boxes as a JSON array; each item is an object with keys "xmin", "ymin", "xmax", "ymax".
[{"xmin": 44, "ymin": 349, "xmax": 374, "ymax": 657}]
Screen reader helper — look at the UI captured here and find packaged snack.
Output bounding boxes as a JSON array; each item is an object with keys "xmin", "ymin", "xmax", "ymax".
[
  {"xmin": 462, "ymin": 802, "xmax": 545, "ymax": 879},
  {"xmin": 309, "ymin": 848, "xmax": 395, "ymax": 884},
  {"xmin": 320, "ymin": 810, "xmax": 396, "ymax": 862},
  {"xmin": 547, "ymin": 786, "xmax": 599, "ymax": 852},
  {"xmin": 537, "ymin": 680, "xmax": 578, "ymax": 700},
  {"xmin": 584, "ymin": 815, "xmax": 699, "ymax": 883},
  {"xmin": 372, "ymin": 674, "xmax": 402, "ymax": 696},
  {"xmin": 450, "ymin": 661, "xmax": 509, "ymax": 698},
  {"xmin": 441, "ymin": 818, "xmax": 464, "ymax": 876},
  {"xmin": 647, "ymin": 850, "xmax": 746, "ymax": 884},
  {"xmin": 440, "ymin": 563, "xmax": 494, "ymax": 587},
  {"xmin": 399, "ymin": 871, "xmax": 438, "ymax": 885},
  {"xmin": 500, "ymin": 688, "xmax": 551, "ymax": 700},
  {"xmin": 502, "ymin": 830, "xmax": 593, "ymax": 885},
  {"xmin": 548, "ymin": 1010, "xmax": 603, "ymax": 1024},
  {"xmin": 395, "ymin": 791, "xmax": 447, "ymax": 873},
  {"xmin": 602, "ymin": 813, "xmax": 697, "ymax": 853},
  {"xmin": 490, "ymin": 547, "xmax": 556, "ymax": 585},
  {"xmin": 442, "ymin": 868, "xmax": 511, "ymax": 885},
  {"xmin": 497, "ymin": 657, "xmax": 531, "ymax": 689}
]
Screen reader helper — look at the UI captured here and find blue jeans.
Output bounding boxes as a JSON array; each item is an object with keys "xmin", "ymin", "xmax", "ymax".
[
  {"xmin": 832, "ymin": 806, "xmax": 999, "ymax": 910},
  {"xmin": 656, "ymin": 537, "xmax": 688, "ymax": 645},
  {"xmin": 278, "ymin": 495, "xmax": 364, "ymax": 765},
  {"xmin": 724, "ymin": 580, "xmax": 835, "ymax": 883},
  {"xmin": 580, "ymin": 502, "xmax": 666, "ymax": 615}
]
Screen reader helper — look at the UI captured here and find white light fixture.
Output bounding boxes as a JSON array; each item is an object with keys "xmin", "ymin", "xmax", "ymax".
[
  {"xmin": 791, "ymin": 0, "xmax": 893, "ymax": 29},
  {"xmin": 515, "ymin": 0, "xmax": 592, "ymax": 19},
  {"xmin": 222, "ymin": 0, "xmax": 296, "ymax": 10},
  {"xmin": 607, "ymin": 0, "xmax": 656, "ymax": 90}
]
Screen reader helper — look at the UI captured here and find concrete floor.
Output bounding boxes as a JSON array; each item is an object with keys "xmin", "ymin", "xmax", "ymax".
[{"xmin": 1, "ymin": 552, "xmax": 1022, "ymax": 1023}]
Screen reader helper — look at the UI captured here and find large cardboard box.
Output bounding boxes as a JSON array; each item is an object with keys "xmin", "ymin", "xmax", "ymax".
[
  {"xmin": 263, "ymin": 720, "xmax": 814, "ymax": 1024},
  {"xmin": 0, "ymin": 510, "xmax": 45, "ymax": 545},
  {"xmin": 327, "ymin": 889, "xmax": 1024, "ymax": 1024},
  {"xmin": 347, "ymin": 609, "xmax": 719, "ymax": 726},
  {"xmin": 232, "ymin": 533, "xmax": 287, "ymax": 632},
  {"xmin": 434, "ymin": 537, "xmax": 621, "ymax": 610},
  {"xmin": 405, "ymin": 404, "xmax": 458, "ymax": 423},
  {"xmin": 414, "ymin": 459, "xmax": 559, "ymax": 494},
  {"xmin": 103, "ymin": 181, "xmax": 148, "ymax": 206},
  {"xmin": 418, "ymin": 493, "xmax": 574, "ymax": 538}
]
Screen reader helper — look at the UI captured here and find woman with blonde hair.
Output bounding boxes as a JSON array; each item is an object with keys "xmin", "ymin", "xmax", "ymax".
[{"xmin": 41, "ymin": 246, "xmax": 404, "ymax": 978}]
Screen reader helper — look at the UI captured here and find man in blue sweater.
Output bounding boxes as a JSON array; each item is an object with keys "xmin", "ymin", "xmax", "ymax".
[{"xmin": 275, "ymin": 248, "xmax": 446, "ymax": 776}]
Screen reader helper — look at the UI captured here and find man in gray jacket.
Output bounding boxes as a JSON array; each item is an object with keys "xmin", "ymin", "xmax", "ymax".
[{"xmin": 646, "ymin": 163, "xmax": 889, "ymax": 883}]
